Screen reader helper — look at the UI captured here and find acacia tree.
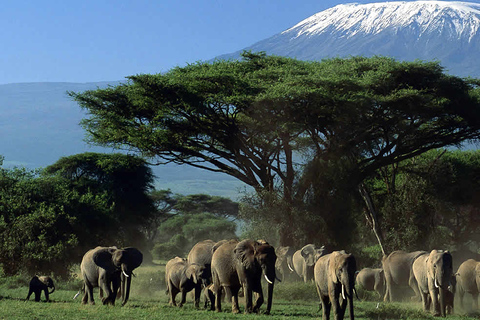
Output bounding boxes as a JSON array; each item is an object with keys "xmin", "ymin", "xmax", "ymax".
[{"xmin": 70, "ymin": 53, "xmax": 480, "ymax": 251}]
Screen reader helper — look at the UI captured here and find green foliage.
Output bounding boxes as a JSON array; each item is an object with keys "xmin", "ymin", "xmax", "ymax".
[
  {"xmin": 0, "ymin": 152, "xmax": 156, "ymax": 278},
  {"xmin": 370, "ymin": 149, "xmax": 480, "ymax": 252},
  {"xmin": 153, "ymin": 212, "xmax": 236, "ymax": 259},
  {"xmin": 70, "ymin": 52, "xmax": 480, "ymax": 250}
]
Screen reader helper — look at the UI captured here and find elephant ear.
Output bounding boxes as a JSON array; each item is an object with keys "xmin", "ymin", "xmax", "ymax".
[
  {"xmin": 234, "ymin": 240, "xmax": 256, "ymax": 270},
  {"xmin": 328, "ymin": 251, "xmax": 341, "ymax": 284},
  {"xmin": 93, "ymin": 247, "xmax": 117, "ymax": 272},
  {"xmin": 122, "ymin": 247, "xmax": 143, "ymax": 270},
  {"xmin": 186, "ymin": 264, "xmax": 203, "ymax": 284},
  {"xmin": 300, "ymin": 244, "xmax": 314, "ymax": 259}
]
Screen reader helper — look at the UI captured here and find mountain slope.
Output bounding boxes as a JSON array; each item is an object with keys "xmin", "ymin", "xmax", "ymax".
[{"xmin": 218, "ymin": 1, "xmax": 480, "ymax": 77}]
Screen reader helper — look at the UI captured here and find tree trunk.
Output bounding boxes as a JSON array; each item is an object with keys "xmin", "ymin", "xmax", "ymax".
[{"xmin": 358, "ymin": 183, "xmax": 386, "ymax": 256}]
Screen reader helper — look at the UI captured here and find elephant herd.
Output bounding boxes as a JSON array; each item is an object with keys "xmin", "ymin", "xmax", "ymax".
[
  {"xmin": 24, "ymin": 241, "xmax": 480, "ymax": 320},
  {"xmin": 355, "ymin": 249, "xmax": 480, "ymax": 317},
  {"xmin": 165, "ymin": 240, "xmax": 356, "ymax": 319}
]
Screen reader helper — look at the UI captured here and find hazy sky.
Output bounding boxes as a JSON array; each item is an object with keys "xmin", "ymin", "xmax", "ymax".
[{"xmin": 2, "ymin": 0, "xmax": 480, "ymax": 84}]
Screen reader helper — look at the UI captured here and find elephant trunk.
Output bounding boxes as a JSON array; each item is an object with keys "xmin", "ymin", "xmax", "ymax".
[
  {"xmin": 263, "ymin": 265, "xmax": 276, "ymax": 314},
  {"xmin": 49, "ymin": 286, "xmax": 55, "ymax": 294},
  {"xmin": 439, "ymin": 288, "xmax": 446, "ymax": 317},
  {"xmin": 266, "ymin": 280, "xmax": 274, "ymax": 314},
  {"xmin": 121, "ymin": 264, "xmax": 132, "ymax": 306}
]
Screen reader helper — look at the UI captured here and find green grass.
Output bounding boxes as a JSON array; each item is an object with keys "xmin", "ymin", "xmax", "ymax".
[{"xmin": 1, "ymin": 264, "xmax": 479, "ymax": 319}]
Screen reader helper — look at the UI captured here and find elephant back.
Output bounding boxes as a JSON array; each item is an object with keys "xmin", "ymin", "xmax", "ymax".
[{"xmin": 187, "ymin": 240, "xmax": 216, "ymax": 266}]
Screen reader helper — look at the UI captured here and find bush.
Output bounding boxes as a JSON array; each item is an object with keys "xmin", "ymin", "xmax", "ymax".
[
  {"xmin": 274, "ymin": 281, "xmax": 318, "ymax": 302},
  {"xmin": 152, "ymin": 242, "xmax": 183, "ymax": 260}
]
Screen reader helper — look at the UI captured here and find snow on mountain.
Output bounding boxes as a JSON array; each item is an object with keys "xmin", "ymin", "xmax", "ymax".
[{"xmin": 218, "ymin": 1, "xmax": 480, "ymax": 77}]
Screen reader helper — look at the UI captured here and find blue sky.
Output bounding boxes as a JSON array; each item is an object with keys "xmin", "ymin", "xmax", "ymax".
[{"xmin": 2, "ymin": 0, "xmax": 480, "ymax": 84}]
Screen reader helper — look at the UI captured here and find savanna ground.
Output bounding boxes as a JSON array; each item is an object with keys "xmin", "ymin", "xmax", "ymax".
[{"xmin": 1, "ymin": 263, "xmax": 479, "ymax": 320}]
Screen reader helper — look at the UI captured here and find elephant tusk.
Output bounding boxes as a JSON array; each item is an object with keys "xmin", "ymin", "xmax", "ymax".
[
  {"xmin": 342, "ymin": 284, "xmax": 346, "ymax": 300},
  {"xmin": 264, "ymin": 274, "xmax": 273, "ymax": 284},
  {"xmin": 123, "ymin": 270, "xmax": 130, "ymax": 278},
  {"xmin": 73, "ymin": 291, "xmax": 80, "ymax": 300},
  {"xmin": 434, "ymin": 278, "xmax": 439, "ymax": 288},
  {"xmin": 288, "ymin": 262, "xmax": 294, "ymax": 272}
]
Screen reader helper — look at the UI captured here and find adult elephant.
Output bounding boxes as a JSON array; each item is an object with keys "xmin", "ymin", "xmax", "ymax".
[
  {"xmin": 293, "ymin": 244, "xmax": 328, "ymax": 282},
  {"xmin": 187, "ymin": 239, "xmax": 215, "ymax": 308},
  {"xmin": 412, "ymin": 250, "xmax": 453, "ymax": 316},
  {"xmin": 314, "ymin": 250, "xmax": 357, "ymax": 320},
  {"xmin": 382, "ymin": 250, "xmax": 426, "ymax": 302},
  {"xmin": 275, "ymin": 246, "xmax": 296, "ymax": 282},
  {"xmin": 355, "ymin": 268, "xmax": 385, "ymax": 299},
  {"xmin": 456, "ymin": 259, "xmax": 480, "ymax": 310},
  {"xmin": 165, "ymin": 256, "xmax": 207, "ymax": 307},
  {"xmin": 80, "ymin": 246, "xmax": 143, "ymax": 306},
  {"xmin": 211, "ymin": 239, "xmax": 277, "ymax": 314}
]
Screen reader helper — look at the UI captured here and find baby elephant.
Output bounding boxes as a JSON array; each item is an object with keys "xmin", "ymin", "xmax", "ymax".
[
  {"xmin": 26, "ymin": 276, "xmax": 55, "ymax": 302},
  {"xmin": 165, "ymin": 257, "xmax": 207, "ymax": 307},
  {"xmin": 355, "ymin": 268, "xmax": 385, "ymax": 299}
]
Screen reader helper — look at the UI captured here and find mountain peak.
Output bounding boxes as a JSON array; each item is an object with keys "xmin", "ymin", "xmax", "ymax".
[
  {"xmin": 285, "ymin": 1, "xmax": 480, "ymax": 42},
  {"xmin": 218, "ymin": 1, "xmax": 480, "ymax": 77}
]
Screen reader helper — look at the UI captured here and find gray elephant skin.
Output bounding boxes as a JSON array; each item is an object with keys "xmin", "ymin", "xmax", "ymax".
[
  {"xmin": 211, "ymin": 239, "xmax": 277, "ymax": 314},
  {"xmin": 412, "ymin": 250, "xmax": 453, "ymax": 316},
  {"xmin": 293, "ymin": 244, "xmax": 327, "ymax": 282},
  {"xmin": 80, "ymin": 246, "xmax": 143, "ymax": 306},
  {"xmin": 186, "ymin": 239, "xmax": 227, "ymax": 308},
  {"xmin": 275, "ymin": 246, "xmax": 296, "ymax": 281},
  {"xmin": 456, "ymin": 258, "xmax": 480, "ymax": 310},
  {"xmin": 382, "ymin": 250, "xmax": 426, "ymax": 302},
  {"xmin": 355, "ymin": 268, "xmax": 385, "ymax": 299},
  {"xmin": 165, "ymin": 256, "xmax": 207, "ymax": 307},
  {"xmin": 26, "ymin": 275, "xmax": 55, "ymax": 302},
  {"xmin": 314, "ymin": 250, "xmax": 357, "ymax": 320}
]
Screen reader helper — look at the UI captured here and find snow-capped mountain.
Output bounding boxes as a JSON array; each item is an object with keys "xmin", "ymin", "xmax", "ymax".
[{"xmin": 219, "ymin": 1, "xmax": 480, "ymax": 77}]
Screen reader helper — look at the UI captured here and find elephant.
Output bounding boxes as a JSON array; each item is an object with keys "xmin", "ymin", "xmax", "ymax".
[
  {"xmin": 412, "ymin": 250, "xmax": 453, "ymax": 317},
  {"xmin": 456, "ymin": 258, "xmax": 480, "ymax": 310},
  {"xmin": 186, "ymin": 239, "xmax": 227, "ymax": 308},
  {"xmin": 293, "ymin": 244, "xmax": 328, "ymax": 282},
  {"xmin": 382, "ymin": 250, "xmax": 426, "ymax": 302},
  {"xmin": 355, "ymin": 268, "xmax": 385, "ymax": 299},
  {"xmin": 165, "ymin": 256, "xmax": 207, "ymax": 307},
  {"xmin": 211, "ymin": 239, "xmax": 277, "ymax": 314},
  {"xmin": 80, "ymin": 246, "xmax": 143, "ymax": 306},
  {"xmin": 275, "ymin": 246, "xmax": 296, "ymax": 281},
  {"xmin": 314, "ymin": 250, "xmax": 357, "ymax": 320},
  {"xmin": 26, "ymin": 275, "xmax": 55, "ymax": 302}
]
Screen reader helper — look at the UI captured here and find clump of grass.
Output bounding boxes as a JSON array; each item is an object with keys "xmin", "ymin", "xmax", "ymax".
[
  {"xmin": 274, "ymin": 281, "xmax": 318, "ymax": 302},
  {"xmin": 363, "ymin": 302, "xmax": 433, "ymax": 320}
]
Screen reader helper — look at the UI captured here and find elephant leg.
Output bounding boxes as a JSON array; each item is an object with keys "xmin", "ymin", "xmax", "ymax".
[
  {"xmin": 214, "ymin": 285, "xmax": 222, "ymax": 312},
  {"xmin": 472, "ymin": 292, "xmax": 479, "ymax": 310},
  {"xmin": 194, "ymin": 285, "xmax": 201, "ymax": 309},
  {"xmin": 338, "ymin": 295, "xmax": 347, "ymax": 319},
  {"xmin": 429, "ymin": 290, "xmax": 440, "ymax": 316},
  {"xmin": 26, "ymin": 288, "xmax": 33, "ymax": 301},
  {"xmin": 420, "ymin": 291, "xmax": 429, "ymax": 312},
  {"xmin": 226, "ymin": 286, "xmax": 240, "ymax": 314},
  {"xmin": 321, "ymin": 296, "xmax": 331, "ymax": 320},
  {"xmin": 330, "ymin": 292, "xmax": 341, "ymax": 320},
  {"xmin": 253, "ymin": 291, "xmax": 264, "ymax": 313},
  {"xmin": 34, "ymin": 290, "xmax": 41, "ymax": 302},
  {"xmin": 179, "ymin": 290, "xmax": 187, "ymax": 307},
  {"xmin": 408, "ymin": 273, "xmax": 421, "ymax": 302},
  {"xmin": 44, "ymin": 288, "xmax": 50, "ymax": 302},
  {"xmin": 244, "ymin": 286, "xmax": 253, "ymax": 313}
]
